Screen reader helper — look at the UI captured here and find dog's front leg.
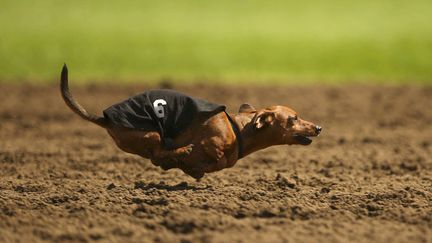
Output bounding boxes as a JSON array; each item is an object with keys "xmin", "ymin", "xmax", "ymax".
[
  {"xmin": 153, "ymin": 144, "xmax": 194, "ymax": 158},
  {"xmin": 150, "ymin": 144, "xmax": 194, "ymax": 170}
]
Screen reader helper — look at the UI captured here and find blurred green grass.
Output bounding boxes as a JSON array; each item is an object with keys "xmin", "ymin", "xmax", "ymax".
[{"xmin": 1, "ymin": 0, "xmax": 431, "ymax": 84}]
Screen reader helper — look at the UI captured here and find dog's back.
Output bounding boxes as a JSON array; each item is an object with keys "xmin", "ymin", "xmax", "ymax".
[{"xmin": 103, "ymin": 89, "xmax": 225, "ymax": 148}]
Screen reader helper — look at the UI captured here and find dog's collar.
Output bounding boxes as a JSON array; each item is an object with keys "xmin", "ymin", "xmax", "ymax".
[{"xmin": 225, "ymin": 112, "xmax": 243, "ymax": 159}]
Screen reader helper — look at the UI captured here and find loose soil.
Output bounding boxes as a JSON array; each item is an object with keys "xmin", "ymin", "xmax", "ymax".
[{"xmin": 0, "ymin": 84, "xmax": 431, "ymax": 242}]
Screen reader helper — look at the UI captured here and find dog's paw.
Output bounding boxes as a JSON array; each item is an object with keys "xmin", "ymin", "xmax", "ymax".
[
  {"xmin": 185, "ymin": 144, "xmax": 194, "ymax": 153},
  {"xmin": 177, "ymin": 144, "xmax": 194, "ymax": 157}
]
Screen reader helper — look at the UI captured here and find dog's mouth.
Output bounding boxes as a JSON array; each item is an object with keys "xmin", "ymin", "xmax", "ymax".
[{"xmin": 293, "ymin": 134, "xmax": 313, "ymax": 145}]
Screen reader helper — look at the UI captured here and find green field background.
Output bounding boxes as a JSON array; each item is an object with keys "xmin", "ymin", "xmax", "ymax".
[{"xmin": 1, "ymin": 0, "xmax": 431, "ymax": 84}]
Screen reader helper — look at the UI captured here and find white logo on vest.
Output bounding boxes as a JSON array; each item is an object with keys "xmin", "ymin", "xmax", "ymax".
[{"xmin": 153, "ymin": 99, "xmax": 167, "ymax": 118}]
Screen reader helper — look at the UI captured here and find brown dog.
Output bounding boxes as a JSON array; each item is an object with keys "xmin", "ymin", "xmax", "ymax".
[{"xmin": 60, "ymin": 65, "xmax": 322, "ymax": 179}]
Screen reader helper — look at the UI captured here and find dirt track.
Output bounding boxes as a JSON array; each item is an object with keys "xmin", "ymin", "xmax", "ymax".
[{"xmin": 0, "ymin": 83, "xmax": 431, "ymax": 242}]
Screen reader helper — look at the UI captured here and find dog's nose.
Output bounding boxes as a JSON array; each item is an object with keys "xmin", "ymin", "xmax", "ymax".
[{"xmin": 315, "ymin": 125, "xmax": 322, "ymax": 134}]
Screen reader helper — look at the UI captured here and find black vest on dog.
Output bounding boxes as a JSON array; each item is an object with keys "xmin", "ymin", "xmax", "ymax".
[{"xmin": 103, "ymin": 89, "xmax": 226, "ymax": 148}]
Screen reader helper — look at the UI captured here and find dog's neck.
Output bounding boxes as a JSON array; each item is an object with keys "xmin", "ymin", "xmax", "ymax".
[{"xmin": 232, "ymin": 112, "xmax": 283, "ymax": 158}]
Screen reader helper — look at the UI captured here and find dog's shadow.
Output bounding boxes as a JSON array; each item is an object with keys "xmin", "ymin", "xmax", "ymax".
[{"xmin": 134, "ymin": 181, "xmax": 210, "ymax": 191}]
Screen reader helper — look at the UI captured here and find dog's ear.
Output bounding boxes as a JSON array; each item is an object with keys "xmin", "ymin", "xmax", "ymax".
[
  {"xmin": 253, "ymin": 111, "xmax": 275, "ymax": 130},
  {"xmin": 239, "ymin": 103, "xmax": 256, "ymax": 113}
]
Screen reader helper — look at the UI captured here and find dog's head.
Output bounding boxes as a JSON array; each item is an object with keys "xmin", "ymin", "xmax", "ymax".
[{"xmin": 239, "ymin": 103, "xmax": 322, "ymax": 145}]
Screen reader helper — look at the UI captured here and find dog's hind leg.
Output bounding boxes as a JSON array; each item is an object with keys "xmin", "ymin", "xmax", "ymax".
[{"xmin": 108, "ymin": 128, "xmax": 192, "ymax": 158}]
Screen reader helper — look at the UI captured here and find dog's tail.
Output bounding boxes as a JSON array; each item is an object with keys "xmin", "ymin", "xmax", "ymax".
[{"xmin": 60, "ymin": 64, "xmax": 108, "ymax": 128}]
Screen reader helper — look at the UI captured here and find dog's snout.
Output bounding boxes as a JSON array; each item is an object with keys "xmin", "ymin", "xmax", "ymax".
[{"xmin": 315, "ymin": 125, "xmax": 322, "ymax": 134}]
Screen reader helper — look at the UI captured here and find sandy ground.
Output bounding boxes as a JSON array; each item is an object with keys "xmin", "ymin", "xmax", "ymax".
[{"xmin": 0, "ymin": 83, "xmax": 431, "ymax": 243}]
